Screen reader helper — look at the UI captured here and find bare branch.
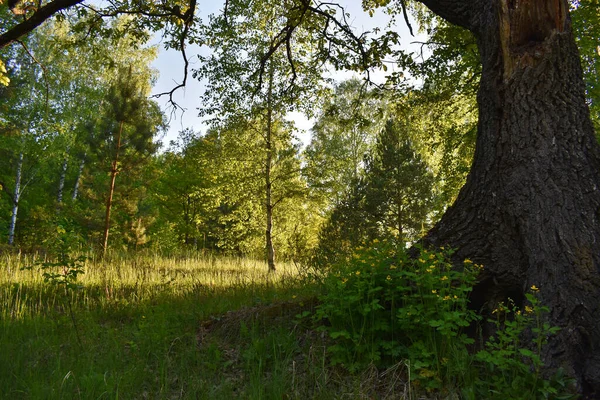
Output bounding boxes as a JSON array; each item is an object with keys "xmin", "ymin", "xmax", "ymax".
[{"xmin": 150, "ymin": 0, "xmax": 197, "ymax": 111}]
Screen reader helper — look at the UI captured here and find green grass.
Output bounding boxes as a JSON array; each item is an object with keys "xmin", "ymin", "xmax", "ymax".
[
  {"xmin": 0, "ymin": 252, "xmax": 303, "ymax": 398},
  {"xmin": 0, "ymin": 251, "xmax": 411, "ymax": 399}
]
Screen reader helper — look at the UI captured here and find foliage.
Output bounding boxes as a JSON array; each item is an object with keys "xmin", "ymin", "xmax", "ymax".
[
  {"xmin": 315, "ymin": 242, "xmax": 577, "ymax": 397},
  {"xmin": 304, "ymin": 79, "xmax": 387, "ymax": 206},
  {"xmin": 315, "ymin": 242, "xmax": 479, "ymax": 381},
  {"xmin": 21, "ymin": 221, "xmax": 87, "ymax": 345},
  {"xmin": 364, "ymin": 119, "xmax": 439, "ymax": 243},
  {"xmin": 313, "ymin": 118, "xmax": 439, "ymax": 266},
  {"xmin": 571, "ymin": 0, "xmax": 600, "ymax": 134},
  {"xmin": 471, "ymin": 291, "xmax": 576, "ymax": 400}
]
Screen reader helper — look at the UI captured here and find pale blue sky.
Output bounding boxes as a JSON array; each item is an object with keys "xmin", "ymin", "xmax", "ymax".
[{"xmin": 150, "ymin": 1, "xmax": 422, "ymax": 148}]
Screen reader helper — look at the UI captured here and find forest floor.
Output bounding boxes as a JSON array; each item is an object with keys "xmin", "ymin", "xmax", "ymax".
[{"xmin": 0, "ymin": 252, "xmax": 420, "ymax": 399}]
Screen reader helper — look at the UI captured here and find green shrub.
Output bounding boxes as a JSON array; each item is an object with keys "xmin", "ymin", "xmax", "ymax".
[
  {"xmin": 315, "ymin": 241, "xmax": 577, "ymax": 398},
  {"xmin": 471, "ymin": 288, "xmax": 577, "ymax": 399},
  {"xmin": 315, "ymin": 241, "xmax": 479, "ymax": 387}
]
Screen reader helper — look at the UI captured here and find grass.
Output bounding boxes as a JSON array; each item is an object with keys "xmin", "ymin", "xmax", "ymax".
[{"xmin": 0, "ymin": 251, "xmax": 413, "ymax": 399}]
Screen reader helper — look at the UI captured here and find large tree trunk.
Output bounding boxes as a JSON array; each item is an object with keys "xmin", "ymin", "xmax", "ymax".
[{"xmin": 420, "ymin": 0, "xmax": 600, "ymax": 394}]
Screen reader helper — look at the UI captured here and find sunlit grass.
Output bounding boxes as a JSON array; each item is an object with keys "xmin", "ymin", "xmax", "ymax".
[{"xmin": 0, "ymin": 251, "xmax": 322, "ymax": 399}]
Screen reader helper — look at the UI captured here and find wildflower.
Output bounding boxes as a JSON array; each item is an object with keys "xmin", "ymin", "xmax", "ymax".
[
  {"xmin": 419, "ymin": 258, "xmax": 426, "ymax": 263},
  {"xmin": 390, "ymin": 265, "xmax": 397, "ymax": 270},
  {"xmin": 355, "ymin": 271, "xmax": 361, "ymax": 276},
  {"xmin": 453, "ymin": 295, "xmax": 458, "ymax": 299},
  {"xmin": 530, "ymin": 285, "xmax": 539, "ymax": 292},
  {"xmin": 342, "ymin": 278, "xmax": 348, "ymax": 284},
  {"xmin": 440, "ymin": 246, "xmax": 445, "ymax": 250},
  {"xmin": 516, "ymin": 310, "xmax": 522, "ymax": 316},
  {"xmin": 373, "ymin": 239, "xmax": 379, "ymax": 244},
  {"xmin": 429, "ymin": 254, "xmax": 435, "ymax": 260},
  {"xmin": 292, "ymin": 295, "xmax": 297, "ymax": 299},
  {"xmin": 443, "ymin": 295, "xmax": 451, "ymax": 301},
  {"xmin": 440, "ymin": 276, "xmax": 448, "ymax": 281},
  {"xmin": 431, "ymin": 289, "xmax": 437, "ymax": 294},
  {"xmin": 525, "ymin": 306, "xmax": 534, "ymax": 314},
  {"xmin": 464, "ymin": 259, "xmax": 473, "ymax": 264},
  {"xmin": 386, "ymin": 275, "xmax": 392, "ymax": 281}
]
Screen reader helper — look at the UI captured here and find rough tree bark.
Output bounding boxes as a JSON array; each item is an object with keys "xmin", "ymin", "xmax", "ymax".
[{"xmin": 420, "ymin": 0, "xmax": 600, "ymax": 394}]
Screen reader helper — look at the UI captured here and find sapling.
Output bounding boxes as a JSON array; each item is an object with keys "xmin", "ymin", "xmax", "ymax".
[{"xmin": 22, "ymin": 223, "xmax": 86, "ymax": 346}]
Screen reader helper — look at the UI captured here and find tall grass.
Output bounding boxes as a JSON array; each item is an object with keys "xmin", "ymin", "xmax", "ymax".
[{"xmin": 0, "ymin": 251, "xmax": 327, "ymax": 399}]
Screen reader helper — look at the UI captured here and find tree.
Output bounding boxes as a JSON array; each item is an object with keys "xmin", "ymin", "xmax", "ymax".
[
  {"xmin": 393, "ymin": 0, "xmax": 600, "ymax": 392},
  {"xmin": 1, "ymin": 0, "xmax": 600, "ymax": 392},
  {"xmin": 304, "ymin": 79, "xmax": 387, "ymax": 207},
  {"xmin": 313, "ymin": 118, "xmax": 438, "ymax": 264},
  {"xmin": 97, "ymin": 66, "xmax": 163, "ymax": 255},
  {"xmin": 196, "ymin": 0, "xmax": 327, "ymax": 271},
  {"xmin": 365, "ymin": 119, "xmax": 437, "ymax": 244}
]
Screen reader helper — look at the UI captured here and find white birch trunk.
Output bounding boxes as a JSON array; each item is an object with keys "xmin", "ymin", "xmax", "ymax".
[{"xmin": 8, "ymin": 152, "xmax": 23, "ymax": 245}]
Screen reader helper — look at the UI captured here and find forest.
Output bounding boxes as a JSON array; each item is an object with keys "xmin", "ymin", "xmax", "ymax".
[{"xmin": 1, "ymin": 0, "xmax": 599, "ymax": 398}]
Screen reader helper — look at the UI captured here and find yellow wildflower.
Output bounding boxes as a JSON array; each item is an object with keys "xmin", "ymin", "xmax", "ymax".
[
  {"xmin": 440, "ymin": 276, "xmax": 448, "ymax": 281},
  {"xmin": 386, "ymin": 275, "xmax": 392, "ymax": 281},
  {"xmin": 525, "ymin": 306, "xmax": 534, "ymax": 314},
  {"xmin": 440, "ymin": 246, "xmax": 445, "ymax": 250},
  {"xmin": 342, "ymin": 278, "xmax": 348, "ymax": 284},
  {"xmin": 419, "ymin": 258, "xmax": 426, "ymax": 263},
  {"xmin": 429, "ymin": 254, "xmax": 435, "ymax": 260},
  {"xmin": 432, "ymin": 289, "xmax": 437, "ymax": 294},
  {"xmin": 390, "ymin": 265, "xmax": 397, "ymax": 270},
  {"xmin": 443, "ymin": 295, "xmax": 451, "ymax": 301},
  {"xmin": 355, "ymin": 271, "xmax": 361, "ymax": 276},
  {"xmin": 373, "ymin": 239, "xmax": 379, "ymax": 244},
  {"xmin": 464, "ymin": 259, "xmax": 473, "ymax": 264},
  {"xmin": 530, "ymin": 285, "xmax": 539, "ymax": 292}
]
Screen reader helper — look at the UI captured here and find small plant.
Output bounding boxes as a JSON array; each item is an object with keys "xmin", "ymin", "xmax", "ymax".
[
  {"xmin": 22, "ymin": 222, "xmax": 86, "ymax": 345},
  {"xmin": 472, "ymin": 287, "xmax": 577, "ymax": 399}
]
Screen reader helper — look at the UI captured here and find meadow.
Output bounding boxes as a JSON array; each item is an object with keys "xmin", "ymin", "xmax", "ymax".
[{"xmin": 0, "ymin": 251, "xmax": 412, "ymax": 400}]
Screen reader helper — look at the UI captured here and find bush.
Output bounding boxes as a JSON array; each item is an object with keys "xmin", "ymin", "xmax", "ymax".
[
  {"xmin": 315, "ymin": 241, "xmax": 479, "ymax": 387},
  {"xmin": 315, "ymin": 240, "xmax": 577, "ymax": 398}
]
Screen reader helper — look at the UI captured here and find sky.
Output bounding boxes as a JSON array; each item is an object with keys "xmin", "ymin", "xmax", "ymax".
[{"xmin": 150, "ymin": 1, "xmax": 423, "ymax": 148}]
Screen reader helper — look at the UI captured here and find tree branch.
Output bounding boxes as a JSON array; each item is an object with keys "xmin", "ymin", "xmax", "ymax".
[
  {"xmin": 416, "ymin": 0, "xmax": 481, "ymax": 31},
  {"xmin": 0, "ymin": 0, "xmax": 84, "ymax": 48}
]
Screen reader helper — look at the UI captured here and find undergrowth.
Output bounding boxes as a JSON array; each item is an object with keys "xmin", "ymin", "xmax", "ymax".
[
  {"xmin": 0, "ymin": 233, "xmax": 578, "ymax": 399},
  {"xmin": 314, "ymin": 240, "xmax": 578, "ymax": 399}
]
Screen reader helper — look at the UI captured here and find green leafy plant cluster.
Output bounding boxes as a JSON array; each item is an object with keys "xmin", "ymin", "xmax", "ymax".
[
  {"xmin": 315, "ymin": 241, "xmax": 479, "ymax": 383},
  {"xmin": 315, "ymin": 241, "xmax": 577, "ymax": 398},
  {"xmin": 471, "ymin": 290, "xmax": 576, "ymax": 399}
]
